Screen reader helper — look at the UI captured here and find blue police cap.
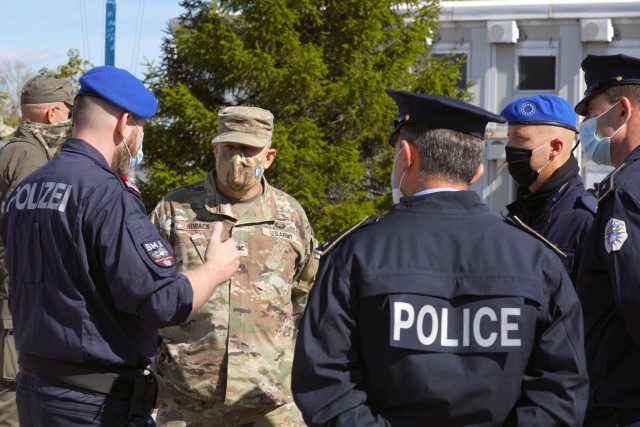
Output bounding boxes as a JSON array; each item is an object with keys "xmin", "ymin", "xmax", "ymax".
[
  {"xmin": 386, "ymin": 89, "xmax": 506, "ymax": 146},
  {"xmin": 500, "ymin": 95, "xmax": 577, "ymax": 132},
  {"xmin": 78, "ymin": 65, "xmax": 158, "ymax": 119},
  {"xmin": 575, "ymin": 54, "xmax": 640, "ymax": 116}
]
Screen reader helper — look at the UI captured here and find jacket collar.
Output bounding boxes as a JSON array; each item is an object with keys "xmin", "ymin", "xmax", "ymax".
[
  {"xmin": 394, "ymin": 190, "xmax": 488, "ymax": 215},
  {"xmin": 506, "ymin": 174, "xmax": 582, "ymax": 223},
  {"xmin": 59, "ymin": 137, "xmax": 113, "ymax": 172}
]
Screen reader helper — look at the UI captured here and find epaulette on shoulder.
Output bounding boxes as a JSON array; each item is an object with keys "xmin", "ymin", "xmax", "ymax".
[
  {"xmin": 597, "ymin": 162, "xmax": 632, "ymax": 202},
  {"xmin": 507, "ymin": 214, "xmax": 567, "ymax": 259},
  {"xmin": 317, "ymin": 214, "xmax": 384, "ymax": 257},
  {"xmin": 597, "ymin": 171, "xmax": 615, "ymax": 202},
  {"xmin": 119, "ymin": 175, "xmax": 141, "ymax": 197}
]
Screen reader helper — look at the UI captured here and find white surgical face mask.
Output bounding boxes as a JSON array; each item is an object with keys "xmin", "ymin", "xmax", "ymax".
[
  {"xmin": 579, "ymin": 101, "xmax": 625, "ymax": 166},
  {"xmin": 390, "ymin": 147, "xmax": 407, "ymax": 204}
]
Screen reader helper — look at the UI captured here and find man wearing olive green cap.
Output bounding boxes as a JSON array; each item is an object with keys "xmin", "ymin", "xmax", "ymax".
[
  {"xmin": 0, "ymin": 75, "xmax": 73, "ymax": 427},
  {"xmin": 150, "ymin": 106, "xmax": 319, "ymax": 426}
]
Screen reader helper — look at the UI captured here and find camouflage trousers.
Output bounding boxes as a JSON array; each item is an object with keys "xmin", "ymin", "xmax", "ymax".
[{"xmin": 156, "ymin": 391, "xmax": 305, "ymax": 427}]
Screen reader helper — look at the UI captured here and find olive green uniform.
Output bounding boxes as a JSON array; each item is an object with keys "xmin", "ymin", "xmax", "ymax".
[{"xmin": 0, "ymin": 126, "xmax": 49, "ymax": 427}]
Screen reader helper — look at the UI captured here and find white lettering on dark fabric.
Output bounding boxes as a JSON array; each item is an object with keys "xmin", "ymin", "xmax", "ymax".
[
  {"xmin": 145, "ymin": 241, "xmax": 162, "ymax": 251},
  {"xmin": 390, "ymin": 295, "xmax": 524, "ymax": 353},
  {"xmin": 5, "ymin": 182, "xmax": 73, "ymax": 213},
  {"xmin": 501, "ymin": 308, "xmax": 522, "ymax": 346},
  {"xmin": 37, "ymin": 182, "xmax": 55, "ymax": 209}
]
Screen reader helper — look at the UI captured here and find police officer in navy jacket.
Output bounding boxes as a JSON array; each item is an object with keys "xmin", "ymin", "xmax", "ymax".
[
  {"xmin": 292, "ymin": 90, "xmax": 589, "ymax": 427},
  {"xmin": 501, "ymin": 95, "xmax": 596, "ymax": 285},
  {"xmin": 0, "ymin": 66, "xmax": 240, "ymax": 426},
  {"xmin": 575, "ymin": 54, "xmax": 640, "ymax": 427}
]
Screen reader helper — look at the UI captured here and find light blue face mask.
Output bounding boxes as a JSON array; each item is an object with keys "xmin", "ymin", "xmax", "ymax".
[
  {"xmin": 578, "ymin": 102, "xmax": 623, "ymax": 166},
  {"xmin": 127, "ymin": 118, "xmax": 144, "ymax": 169}
]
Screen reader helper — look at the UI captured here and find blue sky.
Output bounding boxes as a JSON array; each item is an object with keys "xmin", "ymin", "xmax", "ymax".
[{"xmin": 0, "ymin": 0, "xmax": 185, "ymax": 78}]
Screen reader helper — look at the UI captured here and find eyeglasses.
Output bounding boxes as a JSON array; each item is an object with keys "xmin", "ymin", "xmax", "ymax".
[{"xmin": 54, "ymin": 107, "xmax": 72, "ymax": 119}]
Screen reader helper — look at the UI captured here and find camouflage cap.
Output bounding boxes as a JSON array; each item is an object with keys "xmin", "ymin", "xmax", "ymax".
[
  {"xmin": 20, "ymin": 75, "xmax": 74, "ymax": 106},
  {"xmin": 212, "ymin": 106, "xmax": 273, "ymax": 148}
]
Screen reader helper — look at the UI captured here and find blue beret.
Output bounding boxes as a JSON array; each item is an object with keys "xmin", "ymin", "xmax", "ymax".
[
  {"xmin": 500, "ymin": 95, "xmax": 577, "ymax": 132},
  {"xmin": 575, "ymin": 54, "xmax": 640, "ymax": 116},
  {"xmin": 386, "ymin": 89, "xmax": 506, "ymax": 145},
  {"xmin": 78, "ymin": 65, "xmax": 158, "ymax": 119}
]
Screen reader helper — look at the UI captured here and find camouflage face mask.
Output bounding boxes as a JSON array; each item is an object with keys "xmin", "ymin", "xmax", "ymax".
[
  {"xmin": 22, "ymin": 119, "xmax": 72, "ymax": 159},
  {"xmin": 216, "ymin": 148, "xmax": 264, "ymax": 193}
]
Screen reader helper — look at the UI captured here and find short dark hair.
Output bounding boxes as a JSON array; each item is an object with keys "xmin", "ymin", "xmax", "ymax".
[
  {"xmin": 601, "ymin": 84, "xmax": 640, "ymax": 108},
  {"xmin": 397, "ymin": 124, "xmax": 484, "ymax": 184}
]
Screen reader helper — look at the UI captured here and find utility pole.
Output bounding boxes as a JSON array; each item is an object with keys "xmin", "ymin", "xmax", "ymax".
[{"xmin": 105, "ymin": 0, "xmax": 116, "ymax": 66}]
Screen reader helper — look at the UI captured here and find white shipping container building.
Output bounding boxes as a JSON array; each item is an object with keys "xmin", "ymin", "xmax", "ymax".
[{"xmin": 430, "ymin": 0, "xmax": 640, "ymax": 215}]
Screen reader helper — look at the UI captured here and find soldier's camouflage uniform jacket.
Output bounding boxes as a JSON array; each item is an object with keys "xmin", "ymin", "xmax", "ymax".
[{"xmin": 150, "ymin": 171, "xmax": 318, "ymax": 408}]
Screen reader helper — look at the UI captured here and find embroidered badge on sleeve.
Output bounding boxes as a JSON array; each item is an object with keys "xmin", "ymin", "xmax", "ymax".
[
  {"xmin": 605, "ymin": 218, "xmax": 628, "ymax": 254},
  {"xmin": 142, "ymin": 239, "xmax": 176, "ymax": 267}
]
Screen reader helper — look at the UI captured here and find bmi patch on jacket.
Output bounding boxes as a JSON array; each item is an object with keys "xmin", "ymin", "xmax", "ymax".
[
  {"xmin": 142, "ymin": 239, "xmax": 175, "ymax": 267},
  {"xmin": 605, "ymin": 218, "xmax": 627, "ymax": 253}
]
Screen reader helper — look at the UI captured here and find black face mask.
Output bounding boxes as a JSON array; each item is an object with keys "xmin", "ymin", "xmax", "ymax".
[{"xmin": 505, "ymin": 145, "xmax": 549, "ymax": 188}]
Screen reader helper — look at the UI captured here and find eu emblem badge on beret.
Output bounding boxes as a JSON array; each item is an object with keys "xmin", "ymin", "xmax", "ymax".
[
  {"xmin": 500, "ymin": 94, "xmax": 577, "ymax": 132},
  {"xmin": 78, "ymin": 65, "xmax": 158, "ymax": 119},
  {"xmin": 21, "ymin": 75, "xmax": 75, "ymax": 106},
  {"xmin": 386, "ymin": 89, "xmax": 507, "ymax": 146},
  {"xmin": 575, "ymin": 54, "xmax": 640, "ymax": 116},
  {"xmin": 212, "ymin": 106, "xmax": 274, "ymax": 148}
]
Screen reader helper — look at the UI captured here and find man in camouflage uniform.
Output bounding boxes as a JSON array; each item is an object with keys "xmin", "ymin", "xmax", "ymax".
[
  {"xmin": 151, "ymin": 106, "xmax": 318, "ymax": 426},
  {"xmin": 0, "ymin": 75, "xmax": 73, "ymax": 427}
]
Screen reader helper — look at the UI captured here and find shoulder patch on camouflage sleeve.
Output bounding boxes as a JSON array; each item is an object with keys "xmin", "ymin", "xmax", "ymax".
[{"xmin": 317, "ymin": 214, "xmax": 384, "ymax": 257}]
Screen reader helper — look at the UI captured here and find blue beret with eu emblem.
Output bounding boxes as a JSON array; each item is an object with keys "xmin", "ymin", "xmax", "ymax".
[
  {"xmin": 575, "ymin": 54, "xmax": 640, "ymax": 116},
  {"xmin": 386, "ymin": 89, "xmax": 506, "ymax": 146},
  {"xmin": 500, "ymin": 94, "xmax": 577, "ymax": 132},
  {"xmin": 78, "ymin": 65, "xmax": 158, "ymax": 119}
]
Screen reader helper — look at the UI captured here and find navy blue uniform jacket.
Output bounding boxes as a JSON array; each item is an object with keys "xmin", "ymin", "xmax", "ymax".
[
  {"xmin": 505, "ymin": 175, "xmax": 596, "ymax": 284},
  {"xmin": 577, "ymin": 146, "xmax": 640, "ymax": 426},
  {"xmin": 293, "ymin": 191, "xmax": 588, "ymax": 427},
  {"xmin": 0, "ymin": 138, "xmax": 193, "ymax": 369}
]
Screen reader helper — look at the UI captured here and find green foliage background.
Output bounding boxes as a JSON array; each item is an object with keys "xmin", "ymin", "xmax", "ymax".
[
  {"xmin": 142, "ymin": 0, "xmax": 471, "ymax": 242},
  {"xmin": 39, "ymin": 49, "xmax": 93, "ymax": 93}
]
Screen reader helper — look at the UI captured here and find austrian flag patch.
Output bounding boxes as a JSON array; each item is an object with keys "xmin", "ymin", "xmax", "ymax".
[{"xmin": 143, "ymin": 239, "xmax": 175, "ymax": 267}]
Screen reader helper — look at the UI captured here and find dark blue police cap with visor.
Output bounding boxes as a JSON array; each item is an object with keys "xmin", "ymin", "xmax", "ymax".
[
  {"xmin": 575, "ymin": 54, "xmax": 640, "ymax": 116},
  {"xmin": 500, "ymin": 94, "xmax": 577, "ymax": 132},
  {"xmin": 78, "ymin": 65, "xmax": 158, "ymax": 119},
  {"xmin": 386, "ymin": 89, "xmax": 507, "ymax": 146}
]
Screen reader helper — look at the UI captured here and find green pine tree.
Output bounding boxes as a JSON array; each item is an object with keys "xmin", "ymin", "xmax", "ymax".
[{"xmin": 142, "ymin": 0, "xmax": 472, "ymax": 242}]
